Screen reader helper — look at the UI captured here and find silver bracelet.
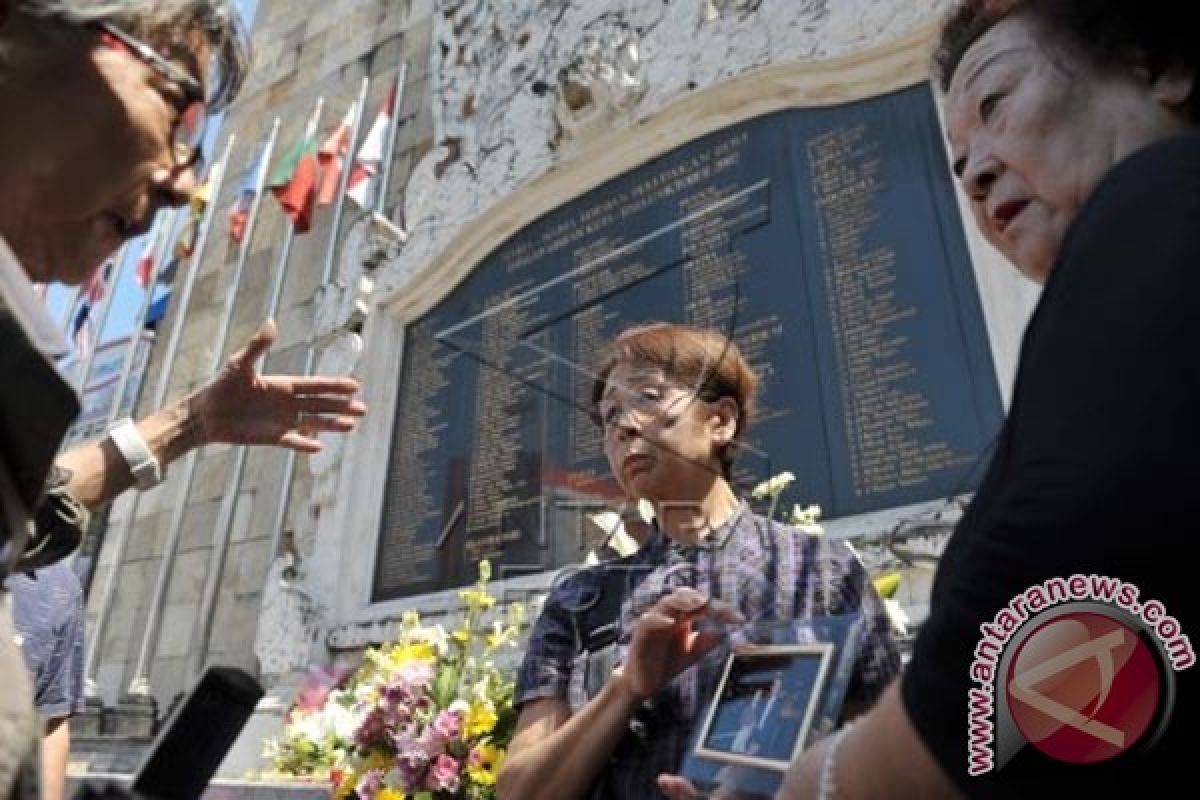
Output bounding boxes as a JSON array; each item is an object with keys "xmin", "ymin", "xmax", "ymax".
[{"xmin": 817, "ymin": 722, "xmax": 854, "ymax": 800}]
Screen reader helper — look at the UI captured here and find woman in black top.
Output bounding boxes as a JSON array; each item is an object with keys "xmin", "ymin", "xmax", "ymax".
[{"xmin": 769, "ymin": 2, "xmax": 1200, "ymax": 798}]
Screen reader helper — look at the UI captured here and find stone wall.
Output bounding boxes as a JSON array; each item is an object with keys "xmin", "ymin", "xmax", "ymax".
[{"xmin": 85, "ymin": 0, "xmax": 436, "ymax": 711}]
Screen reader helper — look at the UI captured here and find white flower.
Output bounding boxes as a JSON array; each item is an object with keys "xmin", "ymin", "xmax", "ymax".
[
  {"xmin": 789, "ymin": 503, "xmax": 824, "ymax": 534},
  {"xmin": 448, "ymin": 699, "xmax": 471, "ymax": 715},
  {"xmin": 409, "ymin": 623, "xmax": 450, "ymax": 654},
  {"xmin": 751, "ymin": 471, "xmax": 796, "ymax": 500},
  {"xmin": 289, "ymin": 710, "xmax": 326, "ymax": 744},
  {"xmin": 326, "ymin": 702, "xmax": 360, "ymax": 742}
]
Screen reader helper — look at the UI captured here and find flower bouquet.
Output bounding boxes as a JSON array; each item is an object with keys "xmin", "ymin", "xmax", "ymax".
[{"xmin": 265, "ymin": 561, "xmax": 522, "ymax": 800}]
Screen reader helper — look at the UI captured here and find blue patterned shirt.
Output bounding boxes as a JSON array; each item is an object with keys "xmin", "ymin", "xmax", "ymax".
[{"xmin": 515, "ymin": 504, "xmax": 901, "ymax": 799}]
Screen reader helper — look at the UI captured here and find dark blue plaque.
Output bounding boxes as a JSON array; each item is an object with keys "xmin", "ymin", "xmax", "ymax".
[{"xmin": 373, "ymin": 83, "xmax": 1003, "ymax": 601}]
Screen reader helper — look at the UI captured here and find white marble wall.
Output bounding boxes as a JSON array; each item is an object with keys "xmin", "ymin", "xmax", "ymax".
[{"xmin": 268, "ymin": 0, "xmax": 1041, "ymax": 658}]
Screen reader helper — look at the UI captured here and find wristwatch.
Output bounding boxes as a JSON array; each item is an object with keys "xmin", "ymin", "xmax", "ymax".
[{"xmin": 108, "ymin": 418, "xmax": 164, "ymax": 490}]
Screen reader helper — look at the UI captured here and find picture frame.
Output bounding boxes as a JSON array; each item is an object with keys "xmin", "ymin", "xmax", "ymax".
[{"xmin": 694, "ymin": 642, "xmax": 835, "ymax": 772}]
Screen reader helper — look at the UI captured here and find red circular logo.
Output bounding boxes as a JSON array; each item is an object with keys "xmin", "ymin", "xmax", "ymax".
[{"xmin": 1005, "ymin": 612, "xmax": 1162, "ymax": 764}]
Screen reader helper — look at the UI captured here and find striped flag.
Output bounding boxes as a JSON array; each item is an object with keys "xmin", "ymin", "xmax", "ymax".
[
  {"xmin": 82, "ymin": 260, "xmax": 110, "ymax": 305},
  {"xmin": 317, "ymin": 102, "xmax": 356, "ymax": 206},
  {"xmin": 347, "ymin": 81, "xmax": 396, "ymax": 209},
  {"xmin": 268, "ymin": 128, "xmax": 321, "ymax": 233},
  {"xmin": 228, "ymin": 145, "xmax": 266, "ymax": 243}
]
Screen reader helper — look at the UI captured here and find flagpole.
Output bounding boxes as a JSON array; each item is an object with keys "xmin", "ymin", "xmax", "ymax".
[
  {"xmin": 101, "ymin": 210, "xmax": 181, "ymax": 431},
  {"xmin": 261, "ymin": 80, "xmax": 367, "ymax": 569},
  {"xmin": 324, "ymin": 76, "xmax": 370, "ymax": 282},
  {"xmin": 82, "ymin": 135, "xmax": 237, "ymax": 699},
  {"xmin": 188, "ymin": 97, "xmax": 326, "ymax": 681},
  {"xmin": 74, "ymin": 241, "xmax": 133, "ymax": 393},
  {"xmin": 377, "ymin": 62, "xmax": 408, "ymax": 214},
  {"xmin": 124, "ymin": 119, "xmax": 281, "ymax": 700}
]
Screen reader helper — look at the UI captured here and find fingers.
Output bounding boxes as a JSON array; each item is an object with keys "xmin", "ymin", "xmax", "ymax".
[
  {"xmin": 283, "ymin": 375, "xmax": 363, "ymax": 396},
  {"xmin": 295, "ymin": 412, "xmax": 360, "ymax": 435},
  {"xmin": 653, "ymin": 589, "xmax": 745, "ymax": 626},
  {"xmin": 230, "ymin": 318, "xmax": 279, "ymax": 367},
  {"xmin": 293, "ymin": 394, "xmax": 367, "ymax": 417},
  {"xmin": 657, "ymin": 774, "xmax": 702, "ymax": 800},
  {"xmin": 279, "ymin": 431, "xmax": 324, "ymax": 453},
  {"xmin": 654, "ymin": 587, "xmax": 710, "ymax": 617}
]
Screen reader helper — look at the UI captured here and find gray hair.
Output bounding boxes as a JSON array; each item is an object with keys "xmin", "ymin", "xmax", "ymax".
[{"xmin": 15, "ymin": 0, "xmax": 250, "ymax": 111}]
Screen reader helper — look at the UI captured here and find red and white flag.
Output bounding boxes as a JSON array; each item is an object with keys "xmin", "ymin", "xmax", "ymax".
[
  {"xmin": 135, "ymin": 219, "xmax": 167, "ymax": 288},
  {"xmin": 347, "ymin": 81, "xmax": 397, "ymax": 210},
  {"xmin": 317, "ymin": 102, "xmax": 357, "ymax": 206}
]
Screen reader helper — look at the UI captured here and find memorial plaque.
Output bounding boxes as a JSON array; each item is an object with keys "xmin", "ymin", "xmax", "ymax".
[{"xmin": 373, "ymin": 84, "xmax": 1003, "ymax": 602}]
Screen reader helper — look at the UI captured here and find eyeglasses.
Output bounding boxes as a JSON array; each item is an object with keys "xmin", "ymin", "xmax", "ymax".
[
  {"xmin": 95, "ymin": 22, "xmax": 208, "ymax": 171},
  {"xmin": 596, "ymin": 381, "xmax": 709, "ymax": 433}
]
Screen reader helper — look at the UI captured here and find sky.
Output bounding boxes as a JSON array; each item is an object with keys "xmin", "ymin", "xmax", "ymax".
[{"xmin": 46, "ymin": 0, "xmax": 260, "ymax": 367}]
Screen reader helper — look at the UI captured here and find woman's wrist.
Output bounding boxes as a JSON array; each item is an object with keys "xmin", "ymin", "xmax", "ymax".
[{"xmin": 609, "ymin": 667, "xmax": 647, "ymax": 707}]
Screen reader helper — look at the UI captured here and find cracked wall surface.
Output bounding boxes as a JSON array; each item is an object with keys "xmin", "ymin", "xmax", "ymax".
[{"xmin": 377, "ymin": 0, "xmax": 955, "ymax": 300}]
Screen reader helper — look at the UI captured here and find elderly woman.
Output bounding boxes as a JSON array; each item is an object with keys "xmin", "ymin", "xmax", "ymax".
[
  {"xmin": 0, "ymin": 1, "xmax": 364, "ymax": 795},
  {"xmin": 769, "ymin": 1, "xmax": 1200, "ymax": 798},
  {"xmin": 499, "ymin": 323, "xmax": 899, "ymax": 800}
]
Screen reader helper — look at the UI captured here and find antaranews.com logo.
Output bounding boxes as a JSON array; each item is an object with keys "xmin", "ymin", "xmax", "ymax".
[{"xmin": 967, "ymin": 574, "xmax": 1194, "ymax": 775}]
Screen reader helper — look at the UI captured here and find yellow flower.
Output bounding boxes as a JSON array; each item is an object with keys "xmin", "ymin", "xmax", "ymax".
[
  {"xmin": 388, "ymin": 642, "xmax": 436, "ymax": 667},
  {"xmin": 467, "ymin": 743, "xmax": 504, "ymax": 787},
  {"xmin": 332, "ymin": 770, "xmax": 356, "ymax": 800},
  {"xmin": 458, "ymin": 587, "xmax": 497, "ymax": 611},
  {"xmin": 466, "ymin": 700, "xmax": 498, "ymax": 737},
  {"xmin": 452, "ymin": 627, "xmax": 471, "ymax": 644},
  {"xmin": 401, "ymin": 610, "xmax": 420, "ymax": 629},
  {"xmin": 376, "ymin": 790, "xmax": 406, "ymax": 800}
]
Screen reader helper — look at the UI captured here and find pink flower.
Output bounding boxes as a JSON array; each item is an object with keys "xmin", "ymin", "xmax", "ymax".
[
  {"xmin": 398, "ymin": 660, "xmax": 435, "ymax": 688},
  {"xmin": 355, "ymin": 768, "xmax": 385, "ymax": 799},
  {"xmin": 426, "ymin": 753, "xmax": 461, "ymax": 793},
  {"xmin": 432, "ymin": 708, "xmax": 462, "ymax": 741}
]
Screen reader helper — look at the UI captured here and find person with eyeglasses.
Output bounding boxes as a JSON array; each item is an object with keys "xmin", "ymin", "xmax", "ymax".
[
  {"xmin": 0, "ymin": 2, "xmax": 367, "ymax": 796},
  {"xmin": 499, "ymin": 323, "xmax": 900, "ymax": 800}
]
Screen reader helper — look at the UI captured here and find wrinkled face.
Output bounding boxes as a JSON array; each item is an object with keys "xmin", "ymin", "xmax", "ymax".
[
  {"xmin": 4, "ymin": 21, "xmax": 207, "ymax": 284},
  {"xmin": 598, "ymin": 362, "xmax": 734, "ymax": 504},
  {"xmin": 944, "ymin": 15, "xmax": 1191, "ymax": 284}
]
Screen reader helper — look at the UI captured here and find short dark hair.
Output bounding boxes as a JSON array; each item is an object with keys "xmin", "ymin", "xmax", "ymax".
[
  {"xmin": 590, "ymin": 323, "xmax": 760, "ymax": 480},
  {"xmin": 936, "ymin": 1, "xmax": 1200, "ymax": 122}
]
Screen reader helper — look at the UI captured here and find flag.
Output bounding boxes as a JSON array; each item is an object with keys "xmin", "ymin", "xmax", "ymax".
[
  {"xmin": 268, "ymin": 128, "xmax": 320, "ymax": 233},
  {"xmin": 173, "ymin": 179, "xmax": 211, "ymax": 260},
  {"xmin": 135, "ymin": 221, "xmax": 167, "ymax": 288},
  {"xmin": 156, "ymin": 257, "xmax": 180, "ymax": 285},
  {"xmin": 317, "ymin": 103, "xmax": 356, "ymax": 206},
  {"xmin": 71, "ymin": 301, "xmax": 92, "ymax": 358},
  {"xmin": 347, "ymin": 81, "xmax": 396, "ymax": 209},
  {"xmin": 146, "ymin": 289, "xmax": 172, "ymax": 329},
  {"xmin": 228, "ymin": 145, "xmax": 266, "ymax": 243},
  {"xmin": 82, "ymin": 261, "xmax": 110, "ymax": 305}
]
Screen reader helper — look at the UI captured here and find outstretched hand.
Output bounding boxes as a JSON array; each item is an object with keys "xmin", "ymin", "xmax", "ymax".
[{"xmin": 189, "ymin": 319, "xmax": 366, "ymax": 453}]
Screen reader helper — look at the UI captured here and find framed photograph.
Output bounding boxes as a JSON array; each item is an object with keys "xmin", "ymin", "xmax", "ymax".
[{"xmin": 694, "ymin": 643, "xmax": 835, "ymax": 772}]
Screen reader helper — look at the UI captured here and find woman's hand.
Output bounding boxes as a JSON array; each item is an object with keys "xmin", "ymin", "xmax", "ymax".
[
  {"xmin": 188, "ymin": 319, "xmax": 366, "ymax": 452},
  {"xmin": 620, "ymin": 587, "xmax": 743, "ymax": 701}
]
